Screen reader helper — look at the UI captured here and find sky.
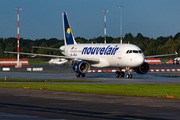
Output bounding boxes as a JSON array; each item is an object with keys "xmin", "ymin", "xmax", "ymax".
[{"xmin": 0, "ymin": 0, "xmax": 180, "ymax": 40}]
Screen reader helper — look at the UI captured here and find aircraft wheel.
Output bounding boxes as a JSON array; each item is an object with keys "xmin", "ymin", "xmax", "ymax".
[
  {"xmin": 76, "ymin": 73, "xmax": 81, "ymax": 77},
  {"xmin": 129, "ymin": 74, "xmax": 132, "ymax": 78},
  {"xmin": 116, "ymin": 71, "xmax": 120, "ymax": 77},
  {"xmin": 82, "ymin": 73, "xmax": 85, "ymax": 77},
  {"xmin": 120, "ymin": 72, "xmax": 124, "ymax": 77},
  {"xmin": 127, "ymin": 74, "xmax": 130, "ymax": 79},
  {"xmin": 127, "ymin": 74, "xmax": 132, "ymax": 79}
]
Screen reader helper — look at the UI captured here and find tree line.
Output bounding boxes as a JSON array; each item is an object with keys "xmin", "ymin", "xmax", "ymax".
[{"xmin": 1, "ymin": 32, "xmax": 180, "ymax": 59}]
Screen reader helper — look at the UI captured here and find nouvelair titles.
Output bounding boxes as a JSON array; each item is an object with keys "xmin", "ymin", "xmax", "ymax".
[{"xmin": 82, "ymin": 45, "xmax": 119, "ymax": 55}]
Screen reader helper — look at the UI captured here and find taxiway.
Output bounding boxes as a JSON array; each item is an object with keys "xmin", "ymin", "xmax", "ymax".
[{"xmin": 0, "ymin": 64, "xmax": 180, "ymax": 119}]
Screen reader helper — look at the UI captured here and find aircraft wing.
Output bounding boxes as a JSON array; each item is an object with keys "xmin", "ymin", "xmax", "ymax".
[
  {"xmin": 4, "ymin": 51, "xmax": 67, "ymax": 58},
  {"xmin": 32, "ymin": 46, "xmax": 64, "ymax": 52},
  {"xmin": 4, "ymin": 51, "xmax": 99, "ymax": 63},
  {"xmin": 145, "ymin": 51, "xmax": 178, "ymax": 58}
]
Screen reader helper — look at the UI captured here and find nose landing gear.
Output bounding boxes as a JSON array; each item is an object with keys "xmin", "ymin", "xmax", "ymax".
[
  {"xmin": 127, "ymin": 73, "xmax": 132, "ymax": 78},
  {"xmin": 126, "ymin": 67, "xmax": 132, "ymax": 79}
]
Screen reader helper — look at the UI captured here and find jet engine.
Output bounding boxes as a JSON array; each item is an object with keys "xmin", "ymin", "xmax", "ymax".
[
  {"xmin": 72, "ymin": 61, "xmax": 90, "ymax": 74},
  {"xmin": 133, "ymin": 62, "xmax": 149, "ymax": 74}
]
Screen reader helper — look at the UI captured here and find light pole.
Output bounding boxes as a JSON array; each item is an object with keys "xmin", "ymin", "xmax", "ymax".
[
  {"xmin": 102, "ymin": 9, "xmax": 109, "ymax": 44},
  {"xmin": 119, "ymin": 6, "xmax": 123, "ymax": 44},
  {"xmin": 15, "ymin": 7, "xmax": 22, "ymax": 68}
]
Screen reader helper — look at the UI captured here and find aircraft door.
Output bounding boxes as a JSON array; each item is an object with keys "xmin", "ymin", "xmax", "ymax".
[{"xmin": 117, "ymin": 47, "xmax": 124, "ymax": 66}]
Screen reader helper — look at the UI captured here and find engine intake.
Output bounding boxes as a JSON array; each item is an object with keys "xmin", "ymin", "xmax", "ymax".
[
  {"xmin": 133, "ymin": 62, "xmax": 149, "ymax": 74},
  {"xmin": 72, "ymin": 61, "xmax": 90, "ymax": 73}
]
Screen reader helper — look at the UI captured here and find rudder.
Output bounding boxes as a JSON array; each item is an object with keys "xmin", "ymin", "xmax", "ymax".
[{"xmin": 62, "ymin": 12, "xmax": 77, "ymax": 45}]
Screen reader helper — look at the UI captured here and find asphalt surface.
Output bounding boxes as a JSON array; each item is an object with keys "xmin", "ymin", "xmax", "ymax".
[
  {"xmin": 0, "ymin": 64, "xmax": 180, "ymax": 119},
  {"xmin": 0, "ymin": 88, "xmax": 180, "ymax": 120}
]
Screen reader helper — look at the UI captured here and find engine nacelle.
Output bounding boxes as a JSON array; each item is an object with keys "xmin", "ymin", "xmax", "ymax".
[
  {"xmin": 72, "ymin": 61, "xmax": 90, "ymax": 73},
  {"xmin": 133, "ymin": 62, "xmax": 150, "ymax": 74}
]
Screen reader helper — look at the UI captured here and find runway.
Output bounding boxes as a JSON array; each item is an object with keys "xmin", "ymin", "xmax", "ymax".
[
  {"xmin": 1, "ymin": 71, "xmax": 180, "ymax": 85},
  {"xmin": 0, "ymin": 64, "xmax": 180, "ymax": 84},
  {"xmin": 0, "ymin": 64, "xmax": 180, "ymax": 119}
]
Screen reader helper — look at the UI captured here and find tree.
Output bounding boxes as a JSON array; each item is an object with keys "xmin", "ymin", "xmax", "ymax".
[
  {"xmin": 135, "ymin": 33, "xmax": 144, "ymax": 44},
  {"xmin": 165, "ymin": 38, "xmax": 174, "ymax": 45},
  {"xmin": 124, "ymin": 33, "xmax": 134, "ymax": 43},
  {"xmin": 174, "ymin": 32, "xmax": 180, "ymax": 40}
]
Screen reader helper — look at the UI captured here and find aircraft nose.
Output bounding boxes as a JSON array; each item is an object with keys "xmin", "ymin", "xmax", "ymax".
[{"xmin": 135, "ymin": 55, "xmax": 144, "ymax": 65}]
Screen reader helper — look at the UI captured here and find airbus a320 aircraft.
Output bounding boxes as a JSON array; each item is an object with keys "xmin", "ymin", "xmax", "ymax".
[{"xmin": 5, "ymin": 12, "xmax": 177, "ymax": 78}]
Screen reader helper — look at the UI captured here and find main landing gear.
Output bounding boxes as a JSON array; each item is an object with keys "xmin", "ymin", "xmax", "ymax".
[
  {"xmin": 116, "ymin": 68, "xmax": 125, "ymax": 78},
  {"xmin": 116, "ymin": 67, "xmax": 132, "ymax": 79},
  {"xmin": 76, "ymin": 73, "xmax": 86, "ymax": 77},
  {"xmin": 115, "ymin": 71, "xmax": 125, "ymax": 77}
]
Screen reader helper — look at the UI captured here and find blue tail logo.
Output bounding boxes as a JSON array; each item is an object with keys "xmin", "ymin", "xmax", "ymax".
[
  {"xmin": 63, "ymin": 12, "xmax": 77, "ymax": 45},
  {"xmin": 65, "ymin": 28, "xmax": 71, "ymax": 38}
]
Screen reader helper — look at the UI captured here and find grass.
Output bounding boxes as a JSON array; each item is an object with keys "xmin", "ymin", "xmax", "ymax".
[
  {"xmin": 153, "ymin": 75, "xmax": 180, "ymax": 77},
  {"xmin": 0, "ymin": 78, "xmax": 101, "ymax": 82},
  {"xmin": 28, "ymin": 60, "xmax": 49, "ymax": 65},
  {"xmin": 0, "ymin": 83, "xmax": 179, "ymax": 98}
]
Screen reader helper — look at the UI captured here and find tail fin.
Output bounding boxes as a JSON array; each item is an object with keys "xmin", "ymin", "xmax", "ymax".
[{"xmin": 62, "ymin": 12, "xmax": 77, "ymax": 45}]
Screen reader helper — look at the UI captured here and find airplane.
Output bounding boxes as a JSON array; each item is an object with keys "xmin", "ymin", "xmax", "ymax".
[
  {"xmin": 4, "ymin": 12, "xmax": 178, "ymax": 78},
  {"xmin": 48, "ymin": 58, "xmax": 68, "ymax": 65}
]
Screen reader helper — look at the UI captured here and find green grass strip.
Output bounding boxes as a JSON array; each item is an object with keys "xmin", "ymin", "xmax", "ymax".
[
  {"xmin": 153, "ymin": 75, "xmax": 180, "ymax": 77},
  {"xmin": 0, "ymin": 78, "xmax": 101, "ymax": 82},
  {"xmin": 0, "ymin": 83, "xmax": 179, "ymax": 98}
]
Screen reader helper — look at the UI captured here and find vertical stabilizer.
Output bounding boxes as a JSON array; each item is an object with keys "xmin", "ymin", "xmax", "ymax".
[{"xmin": 62, "ymin": 12, "xmax": 77, "ymax": 45}]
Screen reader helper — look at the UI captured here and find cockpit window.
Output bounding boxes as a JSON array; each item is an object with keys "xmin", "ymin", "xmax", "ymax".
[
  {"xmin": 126, "ymin": 50, "xmax": 143, "ymax": 54},
  {"xmin": 133, "ymin": 50, "xmax": 138, "ymax": 53}
]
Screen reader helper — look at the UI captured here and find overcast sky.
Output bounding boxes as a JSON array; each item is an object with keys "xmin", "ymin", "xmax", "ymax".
[{"xmin": 0, "ymin": 0, "xmax": 180, "ymax": 40}]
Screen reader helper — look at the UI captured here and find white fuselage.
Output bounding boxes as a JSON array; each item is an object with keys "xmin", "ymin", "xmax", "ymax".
[{"xmin": 60, "ymin": 43, "xmax": 145, "ymax": 68}]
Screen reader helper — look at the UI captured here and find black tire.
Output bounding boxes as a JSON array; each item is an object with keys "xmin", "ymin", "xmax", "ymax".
[
  {"xmin": 129, "ymin": 74, "xmax": 132, "ymax": 78},
  {"xmin": 120, "ymin": 72, "xmax": 125, "ymax": 77},
  {"xmin": 82, "ymin": 73, "xmax": 85, "ymax": 77},
  {"xmin": 116, "ymin": 71, "xmax": 120, "ymax": 77},
  {"xmin": 127, "ymin": 74, "xmax": 130, "ymax": 78},
  {"xmin": 76, "ymin": 73, "xmax": 81, "ymax": 77}
]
